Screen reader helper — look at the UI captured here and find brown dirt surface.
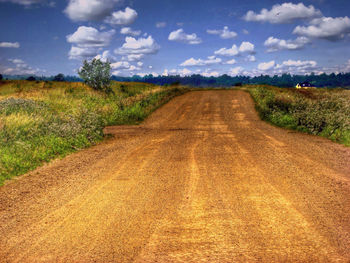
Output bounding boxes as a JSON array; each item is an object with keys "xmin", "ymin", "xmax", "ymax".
[{"xmin": 0, "ymin": 90, "xmax": 350, "ymax": 262}]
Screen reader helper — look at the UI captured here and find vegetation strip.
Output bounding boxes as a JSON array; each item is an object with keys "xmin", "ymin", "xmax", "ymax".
[
  {"xmin": 0, "ymin": 80, "xmax": 187, "ymax": 185},
  {"xmin": 245, "ymin": 85, "xmax": 350, "ymax": 146}
]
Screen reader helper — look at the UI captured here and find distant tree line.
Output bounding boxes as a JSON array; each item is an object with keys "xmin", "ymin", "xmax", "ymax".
[
  {"xmin": 112, "ymin": 73, "xmax": 350, "ymax": 88},
  {"xmin": 1, "ymin": 74, "xmax": 82, "ymax": 82},
  {"xmin": 2, "ymin": 72, "xmax": 350, "ymax": 88}
]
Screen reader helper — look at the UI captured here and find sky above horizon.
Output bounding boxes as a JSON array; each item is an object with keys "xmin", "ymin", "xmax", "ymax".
[{"xmin": 0, "ymin": 0, "xmax": 350, "ymax": 77}]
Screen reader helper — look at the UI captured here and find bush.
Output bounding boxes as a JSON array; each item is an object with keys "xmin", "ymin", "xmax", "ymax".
[
  {"xmin": 26, "ymin": 76, "xmax": 36, "ymax": 81},
  {"xmin": 53, "ymin": 73, "xmax": 65, "ymax": 82},
  {"xmin": 249, "ymin": 86, "xmax": 350, "ymax": 145},
  {"xmin": 78, "ymin": 59, "xmax": 112, "ymax": 94}
]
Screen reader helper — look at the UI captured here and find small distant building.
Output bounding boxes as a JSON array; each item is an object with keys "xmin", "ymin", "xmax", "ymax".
[{"xmin": 296, "ymin": 82, "xmax": 314, "ymax": 89}]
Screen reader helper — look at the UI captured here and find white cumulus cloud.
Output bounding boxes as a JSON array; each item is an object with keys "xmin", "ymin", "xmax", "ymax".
[
  {"xmin": 114, "ymin": 36, "xmax": 160, "ymax": 59},
  {"xmin": 258, "ymin": 60, "xmax": 275, "ymax": 71},
  {"xmin": 94, "ymin": 50, "xmax": 115, "ymax": 62},
  {"xmin": 180, "ymin": 56, "xmax": 221, "ymax": 67},
  {"xmin": 244, "ymin": 2, "xmax": 321, "ymax": 24},
  {"xmin": 168, "ymin": 29, "xmax": 202, "ymax": 44},
  {"xmin": 105, "ymin": 7, "xmax": 138, "ymax": 25},
  {"xmin": 4, "ymin": 58, "xmax": 41, "ymax": 75},
  {"xmin": 0, "ymin": 0, "xmax": 54, "ymax": 6},
  {"xmin": 239, "ymin": 41, "xmax": 255, "ymax": 53},
  {"xmin": 246, "ymin": 55, "xmax": 256, "ymax": 62},
  {"xmin": 275, "ymin": 59, "xmax": 318, "ymax": 74},
  {"xmin": 207, "ymin": 26, "xmax": 237, "ymax": 39},
  {"xmin": 67, "ymin": 26, "xmax": 115, "ymax": 47},
  {"xmin": 68, "ymin": 46, "xmax": 99, "ymax": 60},
  {"xmin": 120, "ymin": 27, "xmax": 141, "ymax": 36},
  {"xmin": 229, "ymin": 66, "xmax": 244, "ymax": 76},
  {"xmin": 293, "ymin": 16, "xmax": 350, "ymax": 41},
  {"xmin": 225, "ymin": 59, "xmax": 236, "ymax": 65},
  {"xmin": 264, "ymin": 36, "xmax": 310, "ymax": 52},
  {"xmin": 0, "ymin": 42, "xmax": 20, "ymax": 48},
  {"xmin": 214, "ymin": 41, "xmax": 255, "ymax": 57},
  {"xmin": 64, "ymin": 0, "xmax": 120, "ymax": 22}
]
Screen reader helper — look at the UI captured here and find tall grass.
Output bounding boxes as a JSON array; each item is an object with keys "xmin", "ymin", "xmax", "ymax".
[
  {"xmin": 246, "ymin": 85, "xmax": 350, "ymax": 146},
  {"xmin": 0, "ymin": 80, "xmax": 187, "ymax": 185}
]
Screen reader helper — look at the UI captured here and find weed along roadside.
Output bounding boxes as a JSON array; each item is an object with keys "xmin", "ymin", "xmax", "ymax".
[
  {"xmin": 0, "ymin": 80, "xmax": 188, "ymax": 185},
  {"xmin": 245, "ymin": 85, "xmax": 350, "ymax": 146}
]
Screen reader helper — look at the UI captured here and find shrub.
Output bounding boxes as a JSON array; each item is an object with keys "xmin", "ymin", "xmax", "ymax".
[
  {"xmin": 53, "ymin": 73, "xmax": 65, "ymax": 82},
  {"xmin": 249, "ymin": 85, "xmax": 350, "ymax": 145},
  {"xmin": 26, "ymin": 76, "xmax": 36, "ymax": 81},
  {"xmin": 78, "ymin": 59, "xmax": 112, "ymax": 94}
]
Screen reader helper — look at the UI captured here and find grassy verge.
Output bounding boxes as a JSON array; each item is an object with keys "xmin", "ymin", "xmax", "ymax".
[
  {"xmin": 0, "ymin": 80, "xmax": 188, "ymax": 185},
  {"xmin": 245, "ymin": 85, "xmax": 350, "ymax": 146}
]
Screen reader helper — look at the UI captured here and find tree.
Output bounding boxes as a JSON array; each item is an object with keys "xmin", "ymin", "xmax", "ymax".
[
  {"xmin": 53, "ymin": 73, "xmax": 65, "ymax": 82},
  {"xmin": 0, "ymin": 74, "xmax": 3, "ymax": 81},
  {"xmin": 26, "ymin": 76, "xmax": 36, "ymax": 81},
  {"xmin": 78, "ymin": 58, "xmax": 112, "ymax": 93}
]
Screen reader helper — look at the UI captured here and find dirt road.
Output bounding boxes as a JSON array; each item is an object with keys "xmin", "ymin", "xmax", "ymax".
[{"xmin": 0, "ymin": 90, "xmax": 350, "ymax": 262}]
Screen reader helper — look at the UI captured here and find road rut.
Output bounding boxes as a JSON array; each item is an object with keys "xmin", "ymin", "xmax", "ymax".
[{"xmin": 0, "ymin": 90, "xmax": 349, "ymax": 262}]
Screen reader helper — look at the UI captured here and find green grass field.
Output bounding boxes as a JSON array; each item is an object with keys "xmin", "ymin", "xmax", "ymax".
[
  {"xmin": 0, "ymin": 80, "xmax": 187, "ymax": 185},
  {"xmin": 245, "ymin": 85, "xmax": 350, "ymax": 146}
]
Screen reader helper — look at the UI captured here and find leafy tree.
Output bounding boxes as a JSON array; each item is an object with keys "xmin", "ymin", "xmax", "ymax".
[
  {"xmin": 0, "ymin": 74, "xmax": 3, "ymax": 81},
  {"xmin": 78, "ymin": 59, "xmax": 112, "ymax": 93},
  {"xmin": 53, "ymin": 73, "xmax": 65, "ymax": 82},
  {"xmin": 26, "ymin": 76, "xmax": 36, "ymax": 81}
]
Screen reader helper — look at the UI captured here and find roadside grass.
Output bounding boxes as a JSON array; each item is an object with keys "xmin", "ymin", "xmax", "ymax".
[
  {"xmin": 0, "ymin": 80, "xmax": 188, "ymax": 185},
  {"xmin": 244, "ymin": 85, "xmax": 350, "ymax": 146}
]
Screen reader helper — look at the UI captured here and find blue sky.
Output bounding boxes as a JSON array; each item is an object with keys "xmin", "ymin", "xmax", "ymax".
[{"xmin": 0, "ymin": 0, "xmax": 350, "ymax": 77}]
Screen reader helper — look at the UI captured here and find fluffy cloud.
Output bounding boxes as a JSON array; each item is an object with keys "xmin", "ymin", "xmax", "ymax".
[
  {"xmin": 207, "ymin": 26, "xmax": 237, "ymax": 39},
  {"xmin": 67, "ymin": 26, "xmax": 115, "ymax": 60},
  {"xmin": 64, "ymin": 0, "xmax": 120, "ymax": 22},
  {"xmin": 67, "ymin": 26, "xmax": 115, "ymax": 47},
  {"xmin": 156, "ymin": 22, "xmax": 166, "ymax": 28},
  {"xmin": 225, "ymin": 59, "xmax": 236, "ymax": 65},
  {"xmin": 114, "ymin": 36, "xmax": 160, "ymax": 59},
  {"xmin": 264, "ymin": 36, "xmax": 310, "ymax": 52},
  {"xmin": 8, "ymin": 58, "xmax": 25, "ymax": 64},
  {"xmin": 111, "ymin": 61, "xmax": 130, "ymax": 70},
  {"xmin": 202, "ymin": 71, "xmax": 220, "ymax": 77},
  {"xmin": 215, "ymin": 45, "xmax": 238, "ymax": 56},
  {"xmin": 258, "ymin": 60, "xmax": 275, "ymax": 71},
  {"xmin": 229, "ymin": 66, "xmax": 244, "ymax": 76},
  {"xmin": 0, "ymin": 42, "xmax": 20, "ymax": 48},
  {"xmin": 239, "ymin": 41, "xmax": 255, "ymax": 53},
  {"xmin": 120, "ymin": 27, "xmax": 141, "ymax": 36},
  {"xmin": 0, "ymin": 0, "xmax": 54, "ymax": 6},
  {"xmin": 293, "ymin": 16, "xmax": 350, "ymax": 41},
  {"xmin": 246, "ymin": 55, "xmax": 256, "ymax": 62},
  {"xmin": 168, "ymin": 29, "xmax": 202, "ymax": 44},
  {"xmin": 68, "ymin": 46, "xmax": 99, "ymax": 60},
  {"xmin": 180, "ymin": 56, "xmax": 221, "ymax": 67},
  {"xmin": 214, "ymin": 41, "xmax": 255, "ymax": 57},
  {"xmin": 178, "ymin": 68, "xmax": 192, "ymax": 76},
  {"xmin": 275, "ymin": 59, "xmax": 317, "ymax": 74},
  {"xmin": 244, "ymin": 2, "xmax": 321, "ymax": 24},
  {"xmin": 254, "ymin": 59, "xmax": 318, "ymax": 74},
  {"xmin": 276, "ymin": 59, "xmax": 317, "ymax": 69},
  {"xmin": 105, "ymin": 7, "xmax": 138, "ymax": 25},
  {"xmin": 123, "ymin": 54, "xmax": 145, "ymax": 62},
  {"xmin": 94, "ymin": 50, "xmax": 115, "ymax": 62},
  {"xmin": 4, "ymin": 58, "xmax": 40, "ymax": 75}
]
